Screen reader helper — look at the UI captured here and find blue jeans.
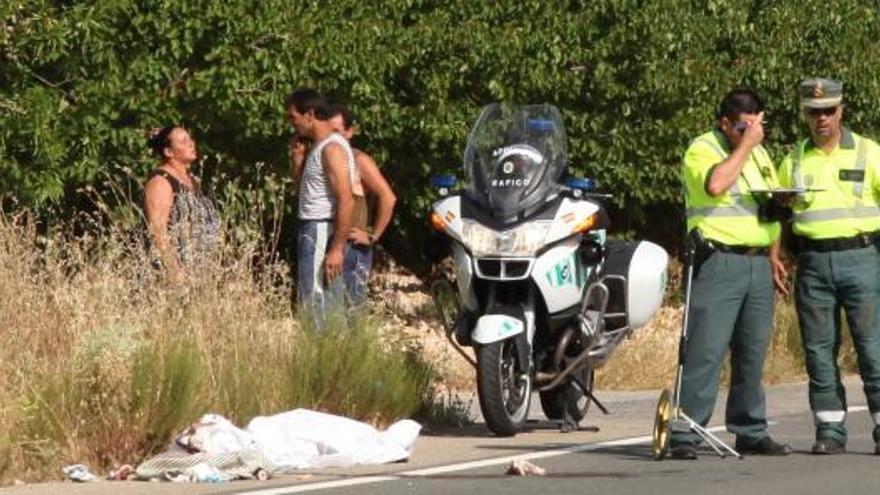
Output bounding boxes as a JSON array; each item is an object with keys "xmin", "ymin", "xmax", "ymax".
[
  {"xmin": 343, "ymin": 243, "xmax": 374, "ymax": 306},
  {"xmin": 297, "ymin": 220, "xmax": 346, "ymax": 319}
]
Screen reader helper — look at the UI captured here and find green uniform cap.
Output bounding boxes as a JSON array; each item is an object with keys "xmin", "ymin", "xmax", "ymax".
[{"xmin": 799, "ymin": 78, "xmax": 843, "ymax": 108}]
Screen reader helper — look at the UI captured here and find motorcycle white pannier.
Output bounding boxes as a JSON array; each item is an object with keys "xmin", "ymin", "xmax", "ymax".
[{"xmin": 600, "ymin": 240, "xmax": 668, "ymax": 330}]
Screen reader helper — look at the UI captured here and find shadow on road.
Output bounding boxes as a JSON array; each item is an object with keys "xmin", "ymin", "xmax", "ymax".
[
  {"xmin": 422, "ymin": 423, "xmax": 497, "ymax": 438},
  {"xmin": 579, "ymin": 444, "xmax": 656, "ymax": 461},
  {"xmin": 425, "ymin": 420, "xmax": 600, "ymax": 438}
]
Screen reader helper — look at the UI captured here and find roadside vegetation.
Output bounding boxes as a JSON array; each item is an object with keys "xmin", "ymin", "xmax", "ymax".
[
  {"xmin": 5, "ymin": 1, "xmax": 880, "ymax": 274},
  {"xmin": 0, "ymin": 197, "xmax": 436, "ymax": 483},
  {"xmin": 3, "ymin": 1, "xmax": 875, "ymax": 485},
  {"xmin": 1, "ymin": 200, "xmax": 863, "ymax": 485}
]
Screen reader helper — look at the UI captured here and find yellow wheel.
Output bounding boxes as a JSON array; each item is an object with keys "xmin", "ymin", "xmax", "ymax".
[{"xmin": 652, "ymin": 388, "xmax": 672, "ymax": 460}]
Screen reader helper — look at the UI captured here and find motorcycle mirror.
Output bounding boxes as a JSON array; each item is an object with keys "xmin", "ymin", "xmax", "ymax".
[{"xmin": 430, "ymin": 174, "xmax": 457, "ymax": 196}]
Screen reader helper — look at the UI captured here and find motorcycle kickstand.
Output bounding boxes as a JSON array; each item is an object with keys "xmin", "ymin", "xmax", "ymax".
[
  {"xmin": 560, "ymin": 385, "xmax": 580, "ymax": 433},
  {"xmin": 572, "ymin": 375, "xmax": 610, "ymax": 415}
]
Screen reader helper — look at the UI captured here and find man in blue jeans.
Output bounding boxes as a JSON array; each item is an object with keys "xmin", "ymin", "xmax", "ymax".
[
  {"xmin": 327, "ymin": 104, "xmax": 397, "ymax": 306},
  {"xmin": 286, "ymin": 89, "xmax": 356, "ymax": 316}
]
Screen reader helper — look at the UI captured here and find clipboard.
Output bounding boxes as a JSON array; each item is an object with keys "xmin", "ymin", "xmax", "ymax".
[{"xmin": 749, "ymin": 187, "xmax": 825, "ymax": 194}]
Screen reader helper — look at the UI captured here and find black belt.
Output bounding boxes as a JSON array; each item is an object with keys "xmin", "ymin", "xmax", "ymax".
[
  {"xmin": 796, "ymin": 233, "xmax": 879, "ymax": 253},
  {"xmin": 703, "ymin": 239, "xmax": 768, "ymax": 256}
]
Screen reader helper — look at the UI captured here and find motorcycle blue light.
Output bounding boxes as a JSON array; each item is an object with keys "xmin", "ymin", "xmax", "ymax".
[
  {"xmin": 565, "ymin": 177, "xmax": 596, "ymax": 191},
  {"xmin": 430, "ymin": 175, "xmax": 457, "ymax": 189}
]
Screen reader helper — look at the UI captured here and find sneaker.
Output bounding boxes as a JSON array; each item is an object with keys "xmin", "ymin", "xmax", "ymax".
[
  {"xmin": 735, "ymin": 436, "xmax": 792, "ymax": 456},
  {"xmin": 811, "ymin": 438, "xmax": 846, "ymax": 455},
  {"xmin": 670, "ymin": 444, "xmax": 698, "ymax": 460}
]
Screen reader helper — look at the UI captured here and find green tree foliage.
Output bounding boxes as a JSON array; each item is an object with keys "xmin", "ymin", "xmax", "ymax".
[{"xmin": 3, "ymin": 0, "xmax": 880, "ymax": 271}]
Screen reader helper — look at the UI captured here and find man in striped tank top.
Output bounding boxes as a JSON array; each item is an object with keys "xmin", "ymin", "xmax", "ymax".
[{"xmin": 285, "ymin": 89, "xmax": 356, "ymax": 317}]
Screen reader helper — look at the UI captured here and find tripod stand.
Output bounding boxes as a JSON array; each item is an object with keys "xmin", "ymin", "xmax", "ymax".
[{"xmin": 652, "ymin": 234, "xmax": 742, "ymax": 460}]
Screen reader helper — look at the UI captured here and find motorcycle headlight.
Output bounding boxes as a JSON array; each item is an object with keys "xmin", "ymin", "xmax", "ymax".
[{"xmin": 461, "ymin": 219, "xmax": 553, "ymax": 257}]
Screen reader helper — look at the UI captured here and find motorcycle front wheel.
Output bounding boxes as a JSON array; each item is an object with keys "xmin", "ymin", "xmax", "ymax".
[{"xmin": 476, "ymin": 339, "xmax": 531, "ymax": 436}]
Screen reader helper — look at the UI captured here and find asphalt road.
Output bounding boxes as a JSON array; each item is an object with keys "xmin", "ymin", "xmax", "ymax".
[
  {"xmin": 5, "ymin": 378, "xmax": 877, "ymax": 495},
  {"xmin": 263, "ymin": 404, "xmax": 878, "ymax": 495}
]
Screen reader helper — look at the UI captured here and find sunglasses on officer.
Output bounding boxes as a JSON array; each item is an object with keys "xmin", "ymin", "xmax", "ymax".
[{"xmin": 805, "ymin": 106, "xmax": 838, "ymax": 118}]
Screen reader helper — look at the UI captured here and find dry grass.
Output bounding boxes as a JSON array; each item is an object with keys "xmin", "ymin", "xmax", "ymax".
[
  {"xmin": 0, "ymin": 206, "xmax": 294, "ymax": 479},
  {"xmin": 0, "ymin": 200, "xmax": 433, "ymax": 484}
]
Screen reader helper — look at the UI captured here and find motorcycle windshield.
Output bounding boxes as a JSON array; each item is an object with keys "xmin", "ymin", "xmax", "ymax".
[{"xmin": 463, "ymin": 104, "xmax": 567, "ymax": 221}]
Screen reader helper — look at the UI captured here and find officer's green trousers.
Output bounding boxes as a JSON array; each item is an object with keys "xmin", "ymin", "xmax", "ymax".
[
  {"xmin": 796, "ymin": 246, "xmax": 880, "ymax": 444},
  {"xmin": 672, "ymin": 251, "xmax": 773, "ymax": 446}
]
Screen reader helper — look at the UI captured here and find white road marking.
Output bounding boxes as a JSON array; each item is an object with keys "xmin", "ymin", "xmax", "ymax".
[{"xmin": 238, "ymin": 428, "xmax": 706, "ymax": 495}]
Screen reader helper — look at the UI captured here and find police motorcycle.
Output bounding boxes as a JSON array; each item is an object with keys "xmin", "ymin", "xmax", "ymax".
[{"xmin": 429, "ymin": 104, "xmax": 668, "ymax": 436}]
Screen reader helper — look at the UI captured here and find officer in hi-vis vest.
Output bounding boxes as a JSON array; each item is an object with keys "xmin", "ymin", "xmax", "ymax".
[
  {"xmin": 779, "ymin": 78, "xmax": 880, "ymax": 455},
  {"xmin": 672, "ymin": 88, "xmax": 792, "ymax": 460}
]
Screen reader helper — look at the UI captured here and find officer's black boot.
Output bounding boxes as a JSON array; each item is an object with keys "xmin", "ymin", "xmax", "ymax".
[
  {"xmin": 811, "ymin": 437, "xmax": 846, "ymax": 455},
  {"xmin": 874, "ymin": 426, "xmax": 880, "ymax": 455},
  {"xmin": 735, "ymin": 436, "xmax": 792, "ymax": 456}
]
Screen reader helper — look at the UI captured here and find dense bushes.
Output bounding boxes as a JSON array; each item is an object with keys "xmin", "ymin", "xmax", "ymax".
[{"xmin": 3, "ymin": 0, "xmax": 880, "ymax": 271}]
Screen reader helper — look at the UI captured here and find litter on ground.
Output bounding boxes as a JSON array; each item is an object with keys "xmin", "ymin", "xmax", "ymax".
[
  {"xmin": 62, "ymin": 464, "xmax": 98, "ymax": 482},
  {"xmin": 505, "ymin": 459, "xmax": 546, "ymax": 476}
]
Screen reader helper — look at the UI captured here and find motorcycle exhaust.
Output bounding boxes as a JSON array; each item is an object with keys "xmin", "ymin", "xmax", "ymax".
[
  {"xmin": 536, "ymin": 280, "xmax": 611, "ymax": 390},
  {"xmin": 552, "ymin": 327, "xmax": 576, "ymax": 372}
]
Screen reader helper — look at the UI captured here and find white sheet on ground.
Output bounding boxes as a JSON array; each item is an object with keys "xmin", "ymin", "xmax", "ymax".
[
  {"xmin": 246, "ymin": 409, "xmax": 421, "ymax": 470},
  {"xmin": 165, "ymin": 409, "xmax": 421, "ymax": 472}
]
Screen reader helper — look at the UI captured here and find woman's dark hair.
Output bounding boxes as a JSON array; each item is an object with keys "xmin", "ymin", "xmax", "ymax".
[
  {"xmin": 147, "ymin": 126, "xmax": 178, "ymax": 159},
  {"xmin": 325, "ymin": 101, "xmax": 357, "ymax": 129},
  {"xmin": 717, "ymin": 88, "xmax": 764, "ymax": 121}
]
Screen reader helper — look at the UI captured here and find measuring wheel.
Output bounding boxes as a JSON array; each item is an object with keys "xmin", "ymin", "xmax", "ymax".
[{"xmin": 652, "ymin": 388, "xmax": 672, "ymax": 460}]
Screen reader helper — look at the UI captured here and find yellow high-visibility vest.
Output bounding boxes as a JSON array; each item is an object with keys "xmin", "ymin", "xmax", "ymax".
[
  {"xmin": 779, "ymin": 129, "xmax": 880, "ymax": 240},
  {"xmin": 682, "ymin": 130, "xmax": 781, "ymax": 246}
]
